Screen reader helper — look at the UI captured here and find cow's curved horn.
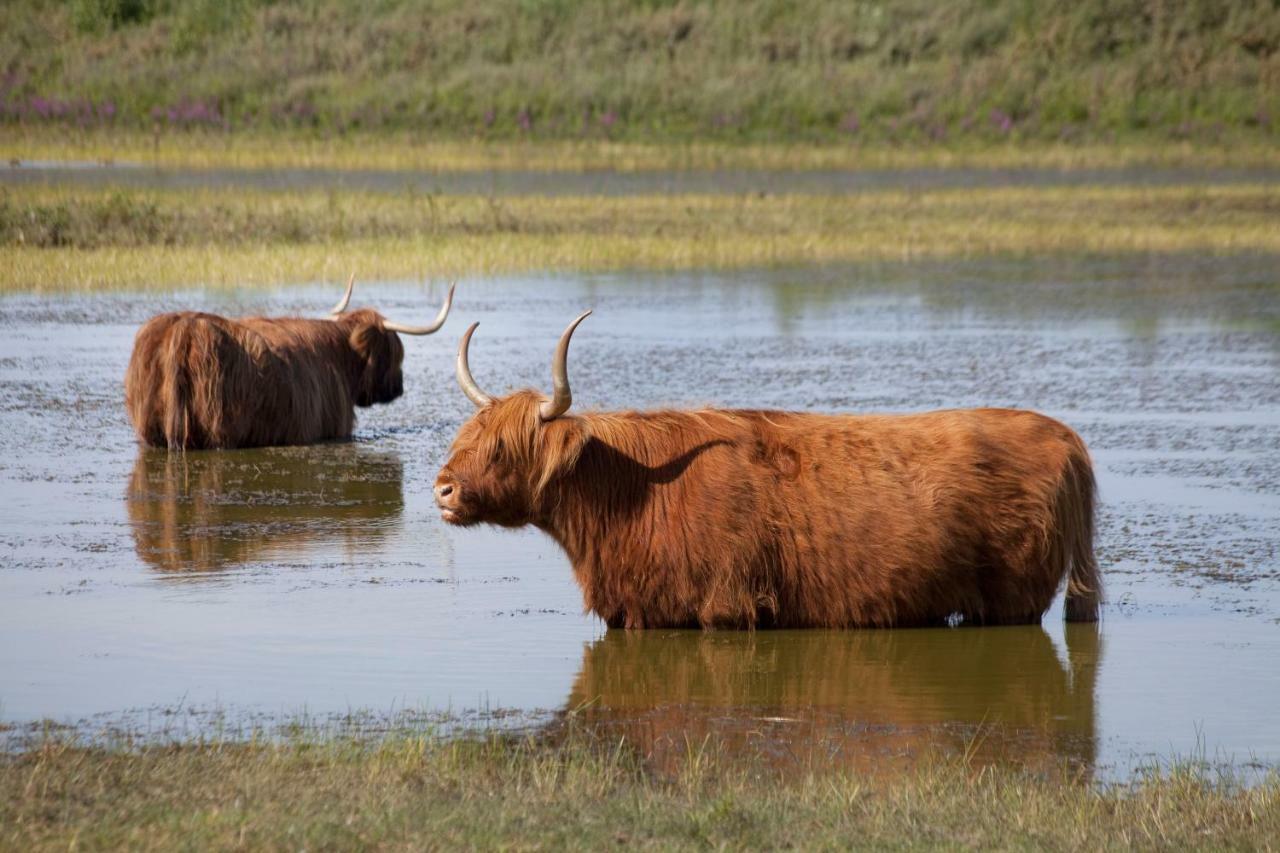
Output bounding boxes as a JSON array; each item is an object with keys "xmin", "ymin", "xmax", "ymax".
[
  {"xmin": 329, "ymin": 272, "xmax": 356, "ymax": 315},
  {"xmin": 456, "ymin": 322, "xmax": 493, "ymax": 408},
  {"xmin": 539, "ymin": 310, "xmax": 591, "ymax": 421},
  {"xmin": 384, "ymin": 283, "xmax": 455, "ymax": 335}
]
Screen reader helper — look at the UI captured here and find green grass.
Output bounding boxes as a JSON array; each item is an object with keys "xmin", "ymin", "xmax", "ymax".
[
  {"xmin": 2, "ymin": 727, "xmax": 1277, "ymax": 850},
  {"xmin": 2, "ymin": 184, "xmax": 1277, "ymax": 291},
  {"xmin": 2, "ymin": 0, "xmax": 1276, "ymax": 146}
]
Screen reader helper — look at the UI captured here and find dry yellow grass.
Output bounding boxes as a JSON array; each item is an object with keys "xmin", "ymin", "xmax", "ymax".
[
  {"xmin": 3, "ymin": 184, "xmax": 1277, "ymax": 291},
  {"xmin": 5, "ymin": 129, "xmax": 1280, "ymax": 173}
]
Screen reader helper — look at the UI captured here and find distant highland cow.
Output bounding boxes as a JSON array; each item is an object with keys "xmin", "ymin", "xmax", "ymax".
[
  {"xmin": 124, "ymin": 277, "xmax": 453, "ymax": 449},
  {"xmin": 434, "ymin": 313, "xmax": 1101, "ymax": 629}
]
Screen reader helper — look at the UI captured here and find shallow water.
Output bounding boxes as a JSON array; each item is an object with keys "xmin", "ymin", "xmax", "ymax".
[
  {"xmin": 1, "ymin": 255, "xmax": 1278, "ymax": 778},
  {"xmin": 4, "ymin": 162, "xmax": 1280, "ymax": 195}
]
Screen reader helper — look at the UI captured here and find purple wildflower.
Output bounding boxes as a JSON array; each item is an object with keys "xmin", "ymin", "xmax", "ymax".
[{"xmin": 990, "ymin": 108, "xmax": 1013, "ymax": 134}]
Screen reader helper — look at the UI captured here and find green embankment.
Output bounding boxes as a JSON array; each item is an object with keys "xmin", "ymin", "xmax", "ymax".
[{"xmin": 1, "ymin": 0, "xmax": 1276, "ymax": 145}]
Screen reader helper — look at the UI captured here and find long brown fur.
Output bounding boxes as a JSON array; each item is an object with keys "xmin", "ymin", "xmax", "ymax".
[
  {"xmin": 436, "ymin": 390, "xmax": 1102, "ymax": 629},
  {"xmin": 124, "ymin": 309, "xmax": 405, "ymax": 449}
]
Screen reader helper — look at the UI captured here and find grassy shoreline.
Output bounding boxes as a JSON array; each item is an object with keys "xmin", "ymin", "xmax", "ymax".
[
  {"xmin": 5, "ymin": 130, "xmax": 1280, "ymax": 173},
  {"xmin": 3, "ymin": 729, "xmax": 1277, "ymax": 850},
  {"xmin": 2, "ymin": 184, "xmax": 1277, "ymax": 291}
]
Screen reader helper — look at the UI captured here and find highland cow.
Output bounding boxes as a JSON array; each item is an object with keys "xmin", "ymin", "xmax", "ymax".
[
  {"xmin": 434, "ymin": 313, "xmax": 1101, "ymax": 630},
  {"xmin": 124, "ymin": 277, "xmax": 454, "ymax": 449}
]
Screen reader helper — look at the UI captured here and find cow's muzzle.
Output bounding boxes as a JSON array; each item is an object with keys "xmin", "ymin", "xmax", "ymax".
[{"xmin": 434, "ymin": 477, "xmax": 464, "ymax": 524}]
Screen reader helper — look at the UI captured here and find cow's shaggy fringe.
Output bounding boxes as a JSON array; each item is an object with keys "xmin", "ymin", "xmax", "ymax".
[
  {"xmin": 441, "ymin": 390, "xmax": 1101, "ymax": 629},
  {"xmin": 124, "ymin": 308, "xmax": 404, "ymax": 450}
]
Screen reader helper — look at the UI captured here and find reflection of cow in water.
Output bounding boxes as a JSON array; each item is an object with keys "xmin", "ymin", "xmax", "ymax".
[
  {"xmin": 126, "ymin": 445, "xmax": 404, "ymax": 572},
  {"xmin": 562, "ymin": 625, "xmax": 1101, "ymax": 775}
]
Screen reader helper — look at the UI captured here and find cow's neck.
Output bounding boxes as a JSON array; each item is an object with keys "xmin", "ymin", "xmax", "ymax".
[
  {"xmin": 536, "ymin": 410, "xmax": 728, "ymax": 575},
  {"xmin": 321, "ymin": 316, "xmax": 370, "ymax": 396}
]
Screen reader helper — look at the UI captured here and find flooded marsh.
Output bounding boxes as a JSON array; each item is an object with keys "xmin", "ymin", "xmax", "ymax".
[{"xmin": 1, "ymin": 255, "xmax": 1279, "ymax": 780}]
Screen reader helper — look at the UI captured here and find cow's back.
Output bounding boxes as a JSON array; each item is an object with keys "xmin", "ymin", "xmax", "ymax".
[
  {"xmin": 233, "ymin": 316, "xmax": 356, "ymax": 447},
  {"xmin": 565, "ymin": 406, "xmax": 1095, "ymax": 629},
  {"xmin": 748, "ymin": 408, "xmax": 1090, "ymax": 627}
]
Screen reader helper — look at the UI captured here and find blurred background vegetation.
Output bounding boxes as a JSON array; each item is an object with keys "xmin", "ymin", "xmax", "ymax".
[{"xmin": 2, "ymin": 0, "xmax": 1276, "ymax": 145}]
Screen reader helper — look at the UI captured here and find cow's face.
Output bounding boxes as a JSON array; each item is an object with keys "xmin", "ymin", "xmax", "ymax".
[
  {"xmin": 434, "ymin": 390, "xmax": 588, "ymax": 528},
  {"xmin": 347, "ymin": 312, "xmax": 406, "ymax": 406}
]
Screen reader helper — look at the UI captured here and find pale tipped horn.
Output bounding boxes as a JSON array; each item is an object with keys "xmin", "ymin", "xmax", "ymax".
[
  {"xmin": 384, "ymin": 282, "xmax": 455, "ymax": 335},
  {"xmin": 539, "ymin": 310, "xmax": 592, "ymax": 421},
  {"xmin": 329, "ymin": 272, "xmax": 356, "ymax": 315},
  {"xmin": 456, "ymin": 321, "xmax": 493, "ymax": 408}
]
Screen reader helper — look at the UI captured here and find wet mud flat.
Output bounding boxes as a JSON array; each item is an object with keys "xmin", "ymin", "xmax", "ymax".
[{"xmin": 1, "ymin": 253, "xmax": 1278, "ymax": 779}]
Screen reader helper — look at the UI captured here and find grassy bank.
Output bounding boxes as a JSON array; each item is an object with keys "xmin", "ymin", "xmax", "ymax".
[
  {"xmin": 7, "ymin": 130, "xmax": 1280, "ymax": 173},
  {"xmin": 2, "ymin": 184, "xmax": 1277, "ymax": 291},
  {"xmin": 2, "ymin": 1, "xmax": 1276, "ymax": 146},
  {"xmin": 2, "ymin": 729, "xmax": 1277, "ymax": 850}
]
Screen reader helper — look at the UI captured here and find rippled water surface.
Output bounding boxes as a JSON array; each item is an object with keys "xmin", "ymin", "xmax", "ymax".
[{"xmin": 2, "ymin": 255, "xmax": 1278, "ymax": 778}]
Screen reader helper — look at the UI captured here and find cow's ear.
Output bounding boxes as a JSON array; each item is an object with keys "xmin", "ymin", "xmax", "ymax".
[
  {"xmin": 345, "ymin": 313, "xmax": 389, "ymax": 363},
  {"xmin": 535, "ymin": 417, "xmax": 590, "ymax": 495},
  {"xmin": 347, "ymin": 320, "xmax": 379, "ymax": 361}
]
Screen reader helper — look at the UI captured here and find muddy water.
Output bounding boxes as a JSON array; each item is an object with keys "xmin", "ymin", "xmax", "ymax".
[
  {"xmin": 1, "ymin": 255, "xmax": 1278, "ymax": 777},
  {"xmin": 5, "ymin": 162, "xmax": 1280, "ymax": 195}
]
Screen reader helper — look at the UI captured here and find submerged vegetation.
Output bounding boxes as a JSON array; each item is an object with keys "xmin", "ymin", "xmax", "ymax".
[
  {"xmin": 1, "ymin": 184, "xmax": 1277, "ymax": 291},
  {"xmin": 2, "ymin": 0, "xmax": 1276, "ymax": 146},
  {"xmin": 2, "ymin": 727, "xmax": 1278, "ymax": 850}
]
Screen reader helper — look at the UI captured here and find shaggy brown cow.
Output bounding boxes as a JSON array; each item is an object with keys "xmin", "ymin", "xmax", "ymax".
[
  {"xmin": 125, "ymin": 277, "xmax": 453, "ymax": 449},
  {"xmin": 434, "ymin": 313, "xmax": 1102, "ymax": 630}
]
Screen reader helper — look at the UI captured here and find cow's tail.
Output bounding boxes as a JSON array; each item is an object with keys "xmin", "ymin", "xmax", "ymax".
[
  {"xmin": 159, "ymin": 319, "xmax": 196, "ymax": 450},
  {"xmin": 159, "ymin": 316, "xmax": 228, "ymax": 450},
  {"xmin": 1059, "ymin": 435, "xmax": 1101, "ymax": 622}
]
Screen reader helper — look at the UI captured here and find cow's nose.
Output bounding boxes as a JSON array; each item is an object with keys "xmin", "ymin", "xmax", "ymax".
[{"xmin": 434, "ymin": 481, "xmax": 458, "ymax": 507}]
